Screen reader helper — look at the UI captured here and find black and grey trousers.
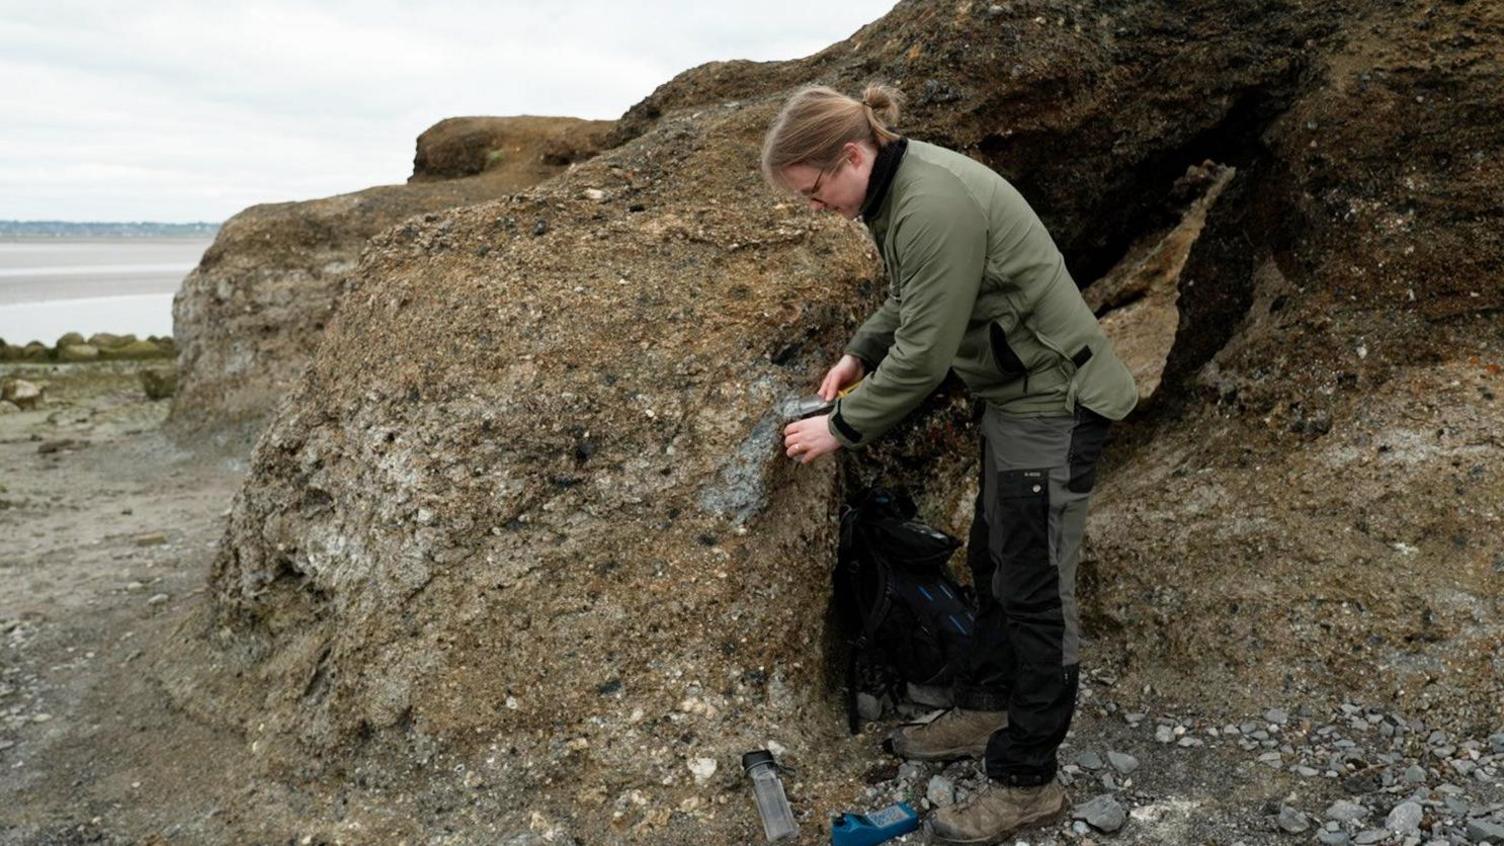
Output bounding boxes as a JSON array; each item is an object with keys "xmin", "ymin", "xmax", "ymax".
[{"xmin": 954, "ymin": 402, "xmax": 1112, "ymax": 786}]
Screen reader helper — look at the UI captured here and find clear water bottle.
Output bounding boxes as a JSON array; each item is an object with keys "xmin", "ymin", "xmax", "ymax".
[{"xmin": 742, "ymin": 749, "xmax": 799, "ymax": 843}]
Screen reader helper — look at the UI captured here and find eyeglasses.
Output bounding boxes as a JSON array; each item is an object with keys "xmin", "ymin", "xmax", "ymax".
[{"xmin": 798, "ymin": 160, "xmax": 843, "ymax": 200}]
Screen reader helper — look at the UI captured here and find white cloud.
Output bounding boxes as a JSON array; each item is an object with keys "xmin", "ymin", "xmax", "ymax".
[{"xmin": 0, "ymin": 0, "xmax": 895, "ymax": 221}]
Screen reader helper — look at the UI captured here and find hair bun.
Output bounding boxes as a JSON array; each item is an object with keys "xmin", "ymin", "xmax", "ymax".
[{"xmin": 860, "ymin": 83, "xmax": 902, "ymax": 128}]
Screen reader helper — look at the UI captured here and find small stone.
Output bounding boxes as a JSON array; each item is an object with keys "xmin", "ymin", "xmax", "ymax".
[
  {"xmin": 1403, "ymin": 765, "xmax": 1426, "ymax": 784},
  {"xmin": 1467, "ymin": 818, "xmax": 1504, "ymax": 842},
  {"xmin": 1266, "ymin": 708, "xmax": 1290, "ymax": 725},
  {"xmin": 532, "ymin": 219, "xmax": 549, "ymax": 236},
  {"xmin": 1107, "ymin": 751, "xmax": 1140, "ymax": 774},
  {"xmin": 1072, "ymin": 795, "xmax": 1127, "ymax": 833},
  {"xmin": 856, "ymin": 692, "xmax": 882, "ymax": 721},
  {"xmin": 1384, "ymin": 801, "xmax": 1421, "ymax": 836},
  {"xmin": 1296, "ymin": 766, "xmax": 1320, "ymax": 777},
  {"xmin": 1278, "ymin": 805, "xmax": 1311, "ymax": 834},
  {"xmin": 133, "ymin": 532, "xmax": 168, "ymax": 547},
  {"xmin": 139, "ymin": 368, "xmax": 177, "ymax": 400},
  {"xmin": 32, "ymin": 713, "xmax": 52, "ymax": 723},
  {"xmin": 1155, "ymin": 725, "xmax": 1174, "ymax": 743},
  {"xmin": 1326, "ymin": 800, "xmax": 1368, "ymax": 823},
  {"xmin": 1317, "ymin": 832, "xmax": 1350, "ymax": 846},
  {"xmin": 1258, "ymin": 751, "xmax": 1283, "ymax": 767},
  {"xmin": 146, "ymin": 594, "xmax": 169, "ymax": 606},
  {"xmin": 927, "ymin": 775, "xmax": 956, "ymax": 807},
  {"xmin": 582, "ymin": 188, "xmax": 608, "ymax": 202},
  {"xmin": 1075, "ymin": 751, "xmax": 1104, "ymax": 770},
  {"xmin": 1488, "ymin": 733, "xmax": 1504, "ymax": 754}
]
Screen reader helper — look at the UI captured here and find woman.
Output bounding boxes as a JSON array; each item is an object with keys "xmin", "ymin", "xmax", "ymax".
[{"xmin": 762, "ymin": 84, "xmax": 1137, "ymax": 845}]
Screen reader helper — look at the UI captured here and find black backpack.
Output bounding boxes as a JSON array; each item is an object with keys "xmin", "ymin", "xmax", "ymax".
[{"xmin": 834, "ymin": 488, "xmax": 975, "ymax": 733}]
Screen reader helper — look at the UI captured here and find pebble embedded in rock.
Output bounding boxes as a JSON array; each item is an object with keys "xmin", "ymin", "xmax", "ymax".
[
  {"xmin": 1277, "ymin": 805, "xmax": 1310, "ymax": 834},
  {"xmin": 147, "ymin": 593, "xmax": 169, "ymax": 606},
  {"xmin": 133, "ymin": 532, "xmax": 167, "ymax": 546},
  {"xmin": 1072, "ymin": 795, "xmax": 1127, "ymax": 833},
  {"xmin": 687, "ymin": 757, "xmax": 717, "ymax": 785},
  {"xmin": 1107, "ymin": 751, "xmax": 1139, "ymax": 774}
]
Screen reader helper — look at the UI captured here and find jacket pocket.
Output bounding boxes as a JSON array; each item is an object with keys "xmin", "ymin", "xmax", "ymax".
[{"xmin": 989, "ymin": 321, "xmax": 1028, "ymax": 382}]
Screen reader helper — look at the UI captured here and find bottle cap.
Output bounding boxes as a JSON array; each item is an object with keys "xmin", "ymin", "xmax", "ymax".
[{"xmin": 741, "ymin": 749, "xmax": 776, "ymax": 773}]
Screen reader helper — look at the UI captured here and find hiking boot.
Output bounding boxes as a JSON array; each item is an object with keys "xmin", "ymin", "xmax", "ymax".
[
  {"xmin": 923, "ymin": 779, "xmax": 1069, "ymax": 845},
  {"xmin": 888, "ymin": 708, "xmax": 1008, "ymax": 761}
]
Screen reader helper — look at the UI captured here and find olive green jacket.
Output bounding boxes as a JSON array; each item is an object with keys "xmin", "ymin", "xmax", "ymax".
[{"xmin": 830, "ymin": 139, "xmax": 1137, "ymax": 448}]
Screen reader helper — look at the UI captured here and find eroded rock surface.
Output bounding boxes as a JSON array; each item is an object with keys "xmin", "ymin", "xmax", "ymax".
[{"xmin": 169, "ymin": 116, "xmax": 610, "ymax": 440}]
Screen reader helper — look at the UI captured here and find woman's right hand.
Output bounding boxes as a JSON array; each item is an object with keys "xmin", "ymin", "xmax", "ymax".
[{"xmin": 818, "ymin": 354, "xmax": 865, "ymax": 401}]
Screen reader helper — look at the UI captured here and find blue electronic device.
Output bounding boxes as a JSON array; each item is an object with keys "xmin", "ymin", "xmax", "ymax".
[{"xmin": 830, "ymin": 802, "xmax": 920, "ymax": 846}]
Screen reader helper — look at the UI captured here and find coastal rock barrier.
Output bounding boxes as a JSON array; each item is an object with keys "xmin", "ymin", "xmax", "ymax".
[{"xmin": 0, "ymin": 332, "xmax": 176, "ymax": 362}]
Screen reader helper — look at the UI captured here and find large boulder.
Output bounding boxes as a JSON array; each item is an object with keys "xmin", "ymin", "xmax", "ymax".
[
  {"xmin": 1, "ymin": 378, "xmax": 44, "ymax": 410},
  {"xmin": 169, "ymin": 115, "xmax": 612, "ymax": 440},
  {"xmin": 57, "ymin": 343, "xmax": 99, "ymax": 362},
  {"xmin": 410, "ymin": 115, "xmax": 609, "ymax": 181},
  {"xmin": 163, "ymin": 0, "xmax": 1502, "ymax": 841}
]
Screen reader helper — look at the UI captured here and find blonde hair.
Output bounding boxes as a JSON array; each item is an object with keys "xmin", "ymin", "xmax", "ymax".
[{"xmin": 760, "ymin": 83, "xmax": 902, "ymax": 191}]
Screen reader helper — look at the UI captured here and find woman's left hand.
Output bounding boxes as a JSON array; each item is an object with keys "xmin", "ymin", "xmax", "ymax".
[{"xmin": 783, "ymin": 414, "xmax": 841, "ymax": 464}]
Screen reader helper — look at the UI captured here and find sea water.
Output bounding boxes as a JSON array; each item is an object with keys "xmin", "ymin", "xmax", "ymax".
[{"xmin": 0, "ymin": 237, "xmax": 212, "ymax": 346}]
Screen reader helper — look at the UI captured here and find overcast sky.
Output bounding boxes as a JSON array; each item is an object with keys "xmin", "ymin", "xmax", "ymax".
[{"xmin": 0, "ymin": 1, "xmax": 896, "ymax": 223}]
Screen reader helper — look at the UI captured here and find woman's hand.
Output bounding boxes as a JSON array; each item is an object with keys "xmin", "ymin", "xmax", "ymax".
[
  {"xmin": 818, "ymin": 354, "xmax": 865, "ymax": 401},
  {"xmin": 783, "ymin": 414, "xmax": 841, "ymax": 464}
]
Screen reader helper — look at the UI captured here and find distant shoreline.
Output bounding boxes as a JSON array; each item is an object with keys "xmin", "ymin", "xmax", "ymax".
[{"xmin": 0, "ymin": 221, "xmax": 221, "ymax": 239}]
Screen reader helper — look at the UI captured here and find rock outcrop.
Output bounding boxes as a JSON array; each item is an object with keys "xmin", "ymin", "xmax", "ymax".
[
  {"xmin": 169, "ymin": 116, "xmax": 612, "ymax": 439},
  {"xmin": 163, "ymin": 0, "xmax": 1503, "ymax": 842}
]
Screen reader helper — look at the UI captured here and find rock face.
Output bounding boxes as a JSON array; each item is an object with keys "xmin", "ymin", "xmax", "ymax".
[
  {"xmin": 169, "ymin": 116, "xmax": 611, "ymax": 438},
  {"xmin": 165, "ymin": 0, "xmax": 1503, "ymax": 842}
]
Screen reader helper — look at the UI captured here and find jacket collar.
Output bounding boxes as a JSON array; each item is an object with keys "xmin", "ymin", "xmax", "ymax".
[{"xmin": 860, "ymin": 136, "xmax": 908, "ymax": 221}]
